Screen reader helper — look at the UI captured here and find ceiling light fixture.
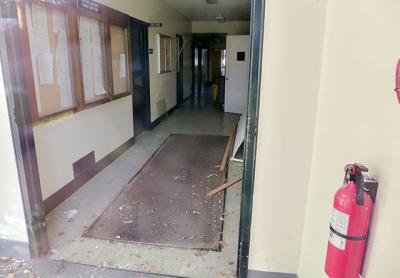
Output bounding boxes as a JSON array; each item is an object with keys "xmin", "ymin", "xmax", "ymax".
[{"xmin": 216, "ymin": 13, "xmax": 225, "ymax": 21}]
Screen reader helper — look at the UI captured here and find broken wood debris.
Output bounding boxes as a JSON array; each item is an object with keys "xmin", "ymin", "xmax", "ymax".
[
  {"xmin": 219, "ymin": 132, "xmax": 234, "ymax": 172},
  {"xmin": 207, "ymin": 176, "xmax": 242, "ymax": 197},
  {"xmin": 219, "ymin": 124, "xmax": 238, "ymax": 172}
]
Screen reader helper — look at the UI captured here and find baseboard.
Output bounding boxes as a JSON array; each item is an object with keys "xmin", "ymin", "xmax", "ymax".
[
  {"xmin": 182, "ymin": 93, "xmax": 194, "ymax": 103},
  {"xmin": 44, "ymin": 137, "xmax": 135, "ymax": 214},
  {"xmin": 149, "ymin": 105, "xmax": 178, "ymax": 130},
  {"xmin": 248, "ymin": 270, "xmax": 298, "ymax": 278},
  {"xmin": 0, "ymin": 238, "xmax": 30, "ymax": 259}
]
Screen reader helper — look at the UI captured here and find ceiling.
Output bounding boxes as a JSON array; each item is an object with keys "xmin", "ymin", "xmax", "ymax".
[{"xmin": 163, "ymin": 0, "xmax": 251, "ymax": 21}]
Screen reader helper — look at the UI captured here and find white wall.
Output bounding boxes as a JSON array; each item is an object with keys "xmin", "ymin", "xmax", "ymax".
[
  {"xmin": 0, "ymin": 40, "xmax": 28, "ymax": 243},
  {"xmin": 97, "ymin": 0, "xmax": 192, "ymax": 121},
  {"xmin": 192, "ymin": 21, "xmax": 250, "ymax": 35},
  {"xmin": 249, "ymin": 0, "xmax": 327, "ymax": 274},
  {"xmin": 298, "ymin": 1, "xmax": 400, "ymax": 277}
]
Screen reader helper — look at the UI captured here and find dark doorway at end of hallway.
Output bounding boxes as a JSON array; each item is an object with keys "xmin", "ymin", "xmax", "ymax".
[
  {"xmin": 192, "ymin": 33, "xmax": 227, "ymax": 106},
  {"xmin": 131, "ymin": 19, "xmax": 151, "ymax": 137}
]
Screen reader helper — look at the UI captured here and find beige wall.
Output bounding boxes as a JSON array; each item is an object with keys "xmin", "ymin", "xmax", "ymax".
[
  {"xmin": 249, "ymin": 0, "xmax": 328, "ymax": 273},
  {"xmin": 192, "ymin": 21, "xmax": 250, "ymax": 35},
  {"xmin": 0, "ymin": 39, "xmax": 28, "ymax": 243},
  {"xmin": 298, "ymin": 1, "xmax": 400, "ymax": 277},
  {"xmin": 34, "ymin": 97, "xmax": 133, "ymax": 199}
]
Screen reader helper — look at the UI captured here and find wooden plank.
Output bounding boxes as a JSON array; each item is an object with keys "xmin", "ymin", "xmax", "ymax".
[
  {"xmin": 207, "ymin": 176, "xmax": 242, "ymax": 197},
  {"xmin": 219, "ymin": 125, "xmax": 237, "ymax": 172}
]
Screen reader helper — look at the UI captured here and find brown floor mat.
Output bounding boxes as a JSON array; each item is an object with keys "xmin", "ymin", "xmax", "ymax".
[{"xmin": 84, "ymin": 134, "xmax": 229, "ymax": 250}]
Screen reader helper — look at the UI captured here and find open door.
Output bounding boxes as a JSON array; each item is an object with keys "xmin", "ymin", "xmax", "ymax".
[
  {"xmin": 224, "ymin": 35, "xmax": 250, "ymax": 114},
  {"xmin": 130, "ymin": 19, "xmax": 151, "ymax": 136}
]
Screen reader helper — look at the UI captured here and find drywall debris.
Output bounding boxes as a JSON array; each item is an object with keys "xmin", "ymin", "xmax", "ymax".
[
  {"xmin": 64, "ymin": 209, "xmax": 78, "ymax": 220},
  {"xmin": 219, "ymin": 240, "xmax": 227, "ymax": 248}
]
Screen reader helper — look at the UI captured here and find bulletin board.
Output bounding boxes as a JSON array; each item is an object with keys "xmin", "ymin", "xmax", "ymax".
[
  {"xmin": 110, "ymin": 25, "xmax": 130, "ymax": 95},
  {"xmin": 25, "ymin": 2, "xmax": 74, "ymax": 117}
]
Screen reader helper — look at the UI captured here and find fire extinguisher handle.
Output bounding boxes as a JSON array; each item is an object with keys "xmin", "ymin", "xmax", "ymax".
[
  {"xmin": 355, "ymin": 163, "xmax": 368, "ymax": 173},
  {"xmin": 344, "ymin": 163, "xmax": 368, "ymax": 176}
]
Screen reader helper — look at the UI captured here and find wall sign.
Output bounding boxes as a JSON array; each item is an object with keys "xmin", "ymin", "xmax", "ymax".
[
  {"xmin": 77, "ymin": 0, "xmax": 101, "ymax": 13},
  {"xmin": 149, "ymin": 23, "xmax": 162, "ymax": 28},
  {"xmin": 237, "ymin": 52, "xmax": 245, "ymax": 61}
]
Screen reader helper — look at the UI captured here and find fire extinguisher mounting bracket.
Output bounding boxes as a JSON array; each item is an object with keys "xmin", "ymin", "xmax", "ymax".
[
  {"xmin": 343, "ymin": 163, "xmax": 378, "ymax": 205},
  {"xmin": 363, "ymin": 176, "xmax": 379, "ymax": 203}
]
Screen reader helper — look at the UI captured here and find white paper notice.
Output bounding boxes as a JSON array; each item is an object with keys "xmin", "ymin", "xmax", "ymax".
[
  {"xmin": 119, "ymin": 53, "xmax": 126, "ymax": 79},
  {"xmin": 93, "ymin": 40, "xmax": 106, "ymax": 95},
  {"xmin": 56, "ymin": 31, "xmax": 73, "ymax": 108},
  {"xmin": 79, "ymin": 17, "xmax": 106, "ymax": 98},
  {"xmin": 37, "ymin": 53, "xmax": 54, "ymax": 85},
  {"xmin": 79, "ymin": 17, "xmax": 95, "ymax": 101},
  {"xmin": 52, "ymin": 9, "xmax": 66, "ymax": 33},
  {"xmin": 91, "ymin": 20, "xmax": 106, "ymax": 95},
  {"xmin": 59, "ymin": 82, "xmax": 73, "ymax": 108},
  {"xmin": 25, "ymin": 4, "xmax": 41, "ymax": 112},
  {"xmin": 31, "ymin": 4, "xmax": 50, "ymax": 54}
]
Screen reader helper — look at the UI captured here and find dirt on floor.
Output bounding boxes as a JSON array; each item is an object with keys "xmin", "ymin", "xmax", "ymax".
[{"xmin": 0, "ymin": 257, "xmax": 171, "ymax": 278}]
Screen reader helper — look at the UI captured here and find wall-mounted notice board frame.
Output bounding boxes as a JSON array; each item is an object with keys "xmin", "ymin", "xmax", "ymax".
[
  {"xmin": 17, "ymin": 0, "xmax": 132, "ymax": 122},
  {"xmin": 110, "ymin": 24, "xmax": 131, "ymax": 96},
  {"xmin": 157, "ymin": 34, "xmax": 172, "ymax": 74},
  {"xmin": 23, "ymin": 1, "xmax": 75, "ymax": 118}
]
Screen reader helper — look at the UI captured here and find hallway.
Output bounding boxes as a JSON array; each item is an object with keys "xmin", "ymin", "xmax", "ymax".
[{"xmin": 45, "ymin": 93, "xmax": 241, "ymax": 278}]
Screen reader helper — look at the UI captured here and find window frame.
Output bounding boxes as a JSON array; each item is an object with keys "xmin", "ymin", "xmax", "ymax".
[
  {"xmin": 157, "ymin": 34, "xmax": 172, "ymax": 74},
  {"xmin": 17, "ymin": 0, "xmax": 132, "ymax": 122}
]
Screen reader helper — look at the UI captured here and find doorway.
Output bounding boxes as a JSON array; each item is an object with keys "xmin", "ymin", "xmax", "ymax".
[
  {"xmin": 131, "ymin": 19, "xmax": 151, "ymax": 137},
  {"xmin": 1, "ymin": 0, "xmax": 266, "ymax": 277}
]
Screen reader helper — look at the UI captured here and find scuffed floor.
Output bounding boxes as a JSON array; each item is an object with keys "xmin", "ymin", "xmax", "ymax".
[
  {"xmin": 0, "ymin": 257, "xmax": 169, "ymax": 278},
  {"xmin": 85, "ymin": 134, "xmax": 228, "ymax": 250},
  {"xmin": 45, "ymin": 94, "xmax": 242, "ymax": 278}
]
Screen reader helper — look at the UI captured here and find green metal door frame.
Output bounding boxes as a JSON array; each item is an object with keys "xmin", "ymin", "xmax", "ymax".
[{"xmin": 237, "ymin": 0, "xmax": 266, "ymax": 277}]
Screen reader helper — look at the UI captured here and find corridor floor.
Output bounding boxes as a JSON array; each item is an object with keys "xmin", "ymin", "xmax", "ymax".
[{"xmin": 45, "ymin": 94, "xmax": 242, "ymax": 278}]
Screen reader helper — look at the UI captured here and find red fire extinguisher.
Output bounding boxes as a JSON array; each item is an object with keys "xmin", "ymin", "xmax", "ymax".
[{"xmin": 325, "ymin": 163, "xmax": 378, "ymax": 278}]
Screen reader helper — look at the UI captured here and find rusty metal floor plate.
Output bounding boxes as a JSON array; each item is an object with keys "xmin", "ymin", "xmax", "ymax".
[{"xmin": 84, "ymin": 134, "xmax": 228, "ymax": 250}]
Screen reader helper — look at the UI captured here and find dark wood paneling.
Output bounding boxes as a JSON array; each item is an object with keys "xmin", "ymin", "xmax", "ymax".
[
  {"xmin": 2, "ymin": 2, "xmax": 49, "ymax": 257},
  {"xmin": 44, "ymin": 137, "xmax": 135, "ymax": 214},
  {"xmin": 73, "ymin": 151, "xmax": 96, "ymax": 179}
]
